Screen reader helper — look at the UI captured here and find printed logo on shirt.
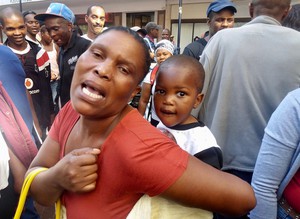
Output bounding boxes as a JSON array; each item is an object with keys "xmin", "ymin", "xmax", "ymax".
[
  {"xmin": 68, "ymin": 55, "xmax": 78, "ymax": 65},
  {"xmin": 29, "ymin": 89, "xmax": 40, "ymax": 95},
  {"xmin": 25, "ymin": 78, "xmax": 34, "ymax": 89}
]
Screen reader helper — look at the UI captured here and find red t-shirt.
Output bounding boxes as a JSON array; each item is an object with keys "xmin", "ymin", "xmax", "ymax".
[
  {"xmin": 49, "ymin": 102, "xmax": 189, "ymax": 218},
  {"xmin": 283, "ymin": 168, "xmax": 300, "ymax": 212}
]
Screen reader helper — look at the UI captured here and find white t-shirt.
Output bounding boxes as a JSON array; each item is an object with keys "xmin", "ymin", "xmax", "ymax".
[{"xmin": 81, "ymin": 34, "xmax": 93, "ymax": 42}]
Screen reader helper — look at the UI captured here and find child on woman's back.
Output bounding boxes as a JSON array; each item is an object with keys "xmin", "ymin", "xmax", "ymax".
[
  {"xmin": 129, "ymin": 55, "xmax": 223, "ymax": 219},
  {"xmin": 154, "ymin": 55, "xmax": 222, "ymax": 169}
]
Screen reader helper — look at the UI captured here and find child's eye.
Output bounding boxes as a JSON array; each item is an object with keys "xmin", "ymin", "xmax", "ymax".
[
  {"xmin": 155, "ymin": 89, "xmax": 165, "ymax": 95},
  {"xmin": 177, "ymin": 91, "xmax": 186, "ymax": 97}
]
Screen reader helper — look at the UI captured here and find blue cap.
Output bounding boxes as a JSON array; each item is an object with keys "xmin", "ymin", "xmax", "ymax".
[
  {"xmin": 206, "ymin": 0, "xmax": 237, "ymax": 17},
  {"xmin": 35, "ymin": 3, "xmax": 75, "ymax": 24}
]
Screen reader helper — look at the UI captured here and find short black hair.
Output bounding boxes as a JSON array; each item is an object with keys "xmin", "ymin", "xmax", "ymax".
[
  {"xmin": 0, "ymin": 7, "xmax": 24, "ymax": 27},
  {"xmin": 101, "ymin": 26, "xmax": 151, "ymax": 82},
  {"xmin": 86, "ymin": 5, "xmax": 105, "ymax": 16},
  {"xmin": 158, "ymin": 55, "xmax": 205, "ymax": 93},
  {"xmin": 22, "ymin": 10, "xmax": 37, "ymax": 18}
]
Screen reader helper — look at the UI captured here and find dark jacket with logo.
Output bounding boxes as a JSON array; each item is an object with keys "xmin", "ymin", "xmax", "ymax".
[
  {"xmin": 4, "ymin": 40, "xmax": 54, "ymax": 129},
  {"xmin": 58, "ymin": 30, "xmax": 91, "ymax": 108}
]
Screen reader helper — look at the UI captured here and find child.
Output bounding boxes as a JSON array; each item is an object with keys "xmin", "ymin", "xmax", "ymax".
[
  {"xmin": 154, "ymin": 55, "xmax": 222, "ymax": 169},
  {"xmin": 26, "ymin": 26, "xmax": 255, "ymax": 219},
  {"xmin": 129, "ymin": 55, "xmax": 223, "ymax": 219},
  {"xmin": 138, "ymin": 39, "xmax": 174, "ymax": 126}
]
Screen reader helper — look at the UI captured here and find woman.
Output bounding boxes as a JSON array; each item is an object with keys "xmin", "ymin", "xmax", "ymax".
[{"xmin": 26, "ymin": 26, "xmax": 255, "ymax": 218}]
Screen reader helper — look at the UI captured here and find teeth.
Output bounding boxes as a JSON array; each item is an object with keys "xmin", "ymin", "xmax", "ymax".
[{"xmin": 82, "ymin": 87, "xmax": 103, "ymax": 99}]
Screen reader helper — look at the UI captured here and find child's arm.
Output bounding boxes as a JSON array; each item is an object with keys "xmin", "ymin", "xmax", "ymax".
[
  {"xmin": 27, "ymin": 136, "xmax": 100, "ymax": 206},
  {"xmin": 161, "ymin": 155, "xmax": 256, "ymax": 217}
]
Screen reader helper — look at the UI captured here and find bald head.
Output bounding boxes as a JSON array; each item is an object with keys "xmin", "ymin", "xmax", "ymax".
[
  {"xmin": 86, "ymin": 5, "xmax": 105, "ymax": 16},
  {"xmin": 250, "ymin": 0, "xmax": 291, "ymax": 21},
  {"xmin": 159, "ymin": 55, "xmax": 205, "ymax": 93},
  {"xmin": 0, "ymin": 7, "xmax": 23, "ymax": 27}
]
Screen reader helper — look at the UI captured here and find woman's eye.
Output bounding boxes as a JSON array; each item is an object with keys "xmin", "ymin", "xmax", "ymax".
[
  {"xmin": 94, "ymin": 53, "xmax": 101, "ymax": 57},
  {"xmin": 92, "ymin": 51, "xmax": 103, "ymax": 59},
  {"xmin": 119, "ymin": 66, "xmax": 130, "ymax": 74}
]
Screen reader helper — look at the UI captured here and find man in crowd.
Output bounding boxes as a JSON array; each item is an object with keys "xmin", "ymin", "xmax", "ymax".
[
  {"xmin": 183, "ymin": 0, "xmax": 237, "ymax": 60},
  {"xmin": 81, "ymin": 5, "xmax": 106, "ymax": 42},
  {"xmin": 161, "ymin": 28, "xmax": 171, "ymax": 40},
  {"xmin": 0, "ymin": 7, "xmax": 54, "ymax": 141},
  {"xmin": 144, "ymin": 21, "xmax": 160, "ymax": 63},
  {"xmin": 35, "ymin": 3, "xmax": 91, "ymax": 110},
  {"xmin": 197, "ymin": 0, "xmax": 300, "ymax": 199}
]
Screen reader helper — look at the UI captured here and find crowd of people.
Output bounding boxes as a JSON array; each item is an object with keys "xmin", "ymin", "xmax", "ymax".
[{"xmin": 1, "ymin": 0, "xmax": 300, "ymax": 218}]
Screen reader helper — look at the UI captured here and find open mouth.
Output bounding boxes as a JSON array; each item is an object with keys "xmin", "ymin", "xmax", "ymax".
[
  {"xmin": 82, "ymin": 83, "xmax": 104, "ymax": 100},
  {"xmin": 160, "ymin": 108, "xmax": 175, "ymax": 115}
]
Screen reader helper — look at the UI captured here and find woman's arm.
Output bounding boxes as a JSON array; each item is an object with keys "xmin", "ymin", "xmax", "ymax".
[
  {"xmin": 27, "ymin": 136, "xmax": 100, "ymax": 206},
  {"xmin": 162, "ymin": 155, "xmax": 256, "ymax": 217},
  {"xmin": 138, "ymin": 82, "xmax": 151, "ymax": 116}
]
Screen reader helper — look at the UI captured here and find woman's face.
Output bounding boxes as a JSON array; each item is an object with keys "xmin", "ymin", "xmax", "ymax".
[
  {"xmin": 156, "ymin": 48, "xmax": 172, "ymax": 65},
  {"xmin": 24, "ymin": 13, "xmax": 40, "ymax": 37},
  {"xmin": 70, "ymin": 29, "xmax": 146, "ymax": 119}
]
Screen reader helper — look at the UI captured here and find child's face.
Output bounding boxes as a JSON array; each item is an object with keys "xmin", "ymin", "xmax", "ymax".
[
  {"xmin": 154, "ymin": 65, "xmax": 203, "ymax": 127},
  {"xmin": 156, "ymin": 48, "xmax": 172, "ymax": 65},
  {"xmin": 70, "ymin": 29, "xmax": 145, "ymax": 119}
]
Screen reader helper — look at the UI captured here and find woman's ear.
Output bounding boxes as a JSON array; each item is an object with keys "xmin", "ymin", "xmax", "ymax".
[{"xmin": 130, "ymin": 85, "xmax": 141, "ymax": 101}]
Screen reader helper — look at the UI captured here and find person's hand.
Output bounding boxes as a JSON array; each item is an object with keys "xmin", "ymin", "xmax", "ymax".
[
  {"xmin": 51, "ymin": 72, "xmax": 58, "ymax": 81},
  {"xmin": 56, "ymin": 147, "xmax": 101, "ymax": 193},
  {"xmin": 150, "ymin": 51, "xmax": 155, "ymax": 60}
]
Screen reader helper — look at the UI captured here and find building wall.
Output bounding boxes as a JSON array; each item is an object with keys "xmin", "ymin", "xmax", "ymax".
[{"xmin": 1, "ymin": 0, "xmax": 300, "ymax": 46}]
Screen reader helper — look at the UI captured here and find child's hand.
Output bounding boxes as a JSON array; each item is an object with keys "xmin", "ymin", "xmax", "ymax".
[{"xmin": 57, "ymin": 147, "xmax": 101, "ymax": 193}]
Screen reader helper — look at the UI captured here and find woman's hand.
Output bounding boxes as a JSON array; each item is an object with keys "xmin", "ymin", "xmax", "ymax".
[{"xmin": 56, "ymin": 147, "xmax": 101, "ymax": 193}]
